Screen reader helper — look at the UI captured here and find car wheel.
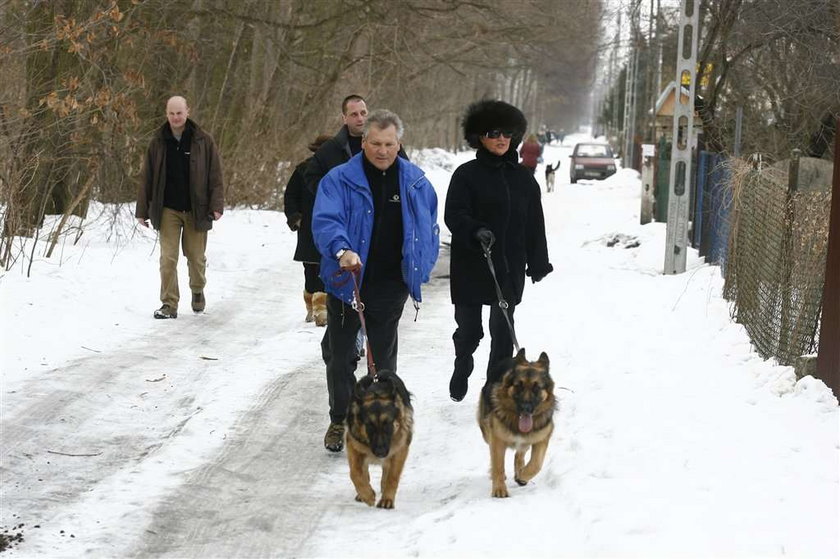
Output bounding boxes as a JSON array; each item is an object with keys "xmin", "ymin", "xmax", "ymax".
[{"xmin": 570, "ymin": 174, "xmax": 577, "ymax": 184}]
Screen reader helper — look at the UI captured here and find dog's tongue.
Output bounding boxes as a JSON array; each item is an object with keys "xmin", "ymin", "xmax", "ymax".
[{"xmin": 518, "ymin": 413, "xmax": 533, "ymax": 433}]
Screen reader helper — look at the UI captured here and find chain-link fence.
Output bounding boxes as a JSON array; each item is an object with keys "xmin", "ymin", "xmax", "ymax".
[{"xmin": 722, "ymin": 156, "xmax": 833, "ymax": 366}]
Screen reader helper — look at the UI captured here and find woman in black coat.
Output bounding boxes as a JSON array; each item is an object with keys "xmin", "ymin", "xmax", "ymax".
[
  {"xmin": 284, "ymin": 134, "xmax": 332, "ymax": 325},
  {"xmin": 444, "ymin": 100, "xmax": 553, "ymax": 402}
]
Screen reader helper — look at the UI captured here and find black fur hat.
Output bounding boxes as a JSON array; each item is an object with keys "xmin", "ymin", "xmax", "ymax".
[{"xmin": 462, "ymin": 100, "xmax": 528, "ymax": 150}]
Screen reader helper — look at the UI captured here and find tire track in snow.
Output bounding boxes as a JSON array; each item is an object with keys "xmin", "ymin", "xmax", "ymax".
[
  {"xmin": 1, "ymin": 264, "xmax": 324, "ymax": 555},
  {"xmin": 130, "ymin": 358, "xmax": 339, "ymax": 558}
]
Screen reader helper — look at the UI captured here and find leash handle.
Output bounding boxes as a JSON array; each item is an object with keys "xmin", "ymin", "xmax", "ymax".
[
  {"xmin": 349, "ymin": 269, "xmax": 377, "ymax": 378},
  {"xmin": 482, "ymin": 244, "xmax": 521, "ymax": 353}
]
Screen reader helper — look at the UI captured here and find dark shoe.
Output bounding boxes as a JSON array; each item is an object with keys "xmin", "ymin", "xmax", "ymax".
[
  {"xmin": 191, "ymin": 291, "xmax": 206, "ymax": 313},
  {"xmin": 324, "ymin": 422, "xmax": 345, "ymax": 452},
  {"xmin": 449, "ymin": 354, "xmax": 474, "ymax": 402},
  {"xmin": 449, "ymin": 373, "xmax": 468, "ymax": 402},
  {"xmin": 154, "ymin": 305, "xmax": 177, "ymax": 319}
]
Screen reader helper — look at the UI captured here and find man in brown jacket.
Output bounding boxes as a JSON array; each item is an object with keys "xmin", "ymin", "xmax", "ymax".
[{"xmin": 136, "ymin": 96, "xmax": 224, "ymax": 319}]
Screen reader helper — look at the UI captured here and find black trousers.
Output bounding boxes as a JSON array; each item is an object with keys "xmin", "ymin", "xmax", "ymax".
[
  {"xmin": 321, "ymin": 280, "xmax": 408, "ymax": 423},
  {"xmin": 303, "ymin": 262, "xmax": 325, "ymax": 293},
  {"xmin": 452, "ymin": 302, "xmax": 516, "ymax": 386}
]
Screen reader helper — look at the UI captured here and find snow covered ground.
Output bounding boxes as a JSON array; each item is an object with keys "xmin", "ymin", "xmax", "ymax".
[{"xmin": 1, "ymin": 140, "xmax": 838, "ymax": 558}]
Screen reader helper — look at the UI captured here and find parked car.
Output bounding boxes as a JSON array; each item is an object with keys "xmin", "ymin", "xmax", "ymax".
[{"xmin": 570, "ymin": 142, "xmax": 617, "ymax": 183}]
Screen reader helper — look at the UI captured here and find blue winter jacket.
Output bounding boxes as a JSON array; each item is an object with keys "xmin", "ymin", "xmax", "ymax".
[{"xmin": 312, "ymin": 153, "xmax": 440, "ymax": 305}]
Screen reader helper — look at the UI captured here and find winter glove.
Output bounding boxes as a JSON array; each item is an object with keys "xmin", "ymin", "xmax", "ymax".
[
  {"xmin": 473, "ymin": 228, "xmax": 495, "ymax": 250},
  {"xmin": 287, "ymin": 213, "xmax": 302, "ymax": 232},
  {"xmin": 527, "ymin": 263, "xmax": 554, "ymax": 283}
]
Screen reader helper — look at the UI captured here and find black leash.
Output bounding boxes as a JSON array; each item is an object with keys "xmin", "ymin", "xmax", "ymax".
[{"xmin": 482, "ymin": 243, "xmax": 520, "ymax": 353}]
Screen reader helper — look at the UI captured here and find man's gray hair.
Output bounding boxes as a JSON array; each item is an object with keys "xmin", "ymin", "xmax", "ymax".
[{"xmin": 363, "ymin": 109, "xmax": 404, "ymax": 140}]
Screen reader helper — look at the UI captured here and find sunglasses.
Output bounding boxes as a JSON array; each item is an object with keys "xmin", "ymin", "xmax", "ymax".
[{"xmin": 483, "ymin": 129, "xmax": 514, "ymax": 139}]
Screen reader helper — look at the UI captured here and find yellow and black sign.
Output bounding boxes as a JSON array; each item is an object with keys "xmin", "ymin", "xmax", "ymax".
[{"xmin": 681, "ymin": 63, "xmax": 714, "ymax": 88}]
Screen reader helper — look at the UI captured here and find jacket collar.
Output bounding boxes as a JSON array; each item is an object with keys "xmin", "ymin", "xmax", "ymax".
[
  {"xmin": 476, "ymin": 146, "xmax": 518, "ymax": 168},
  {"xmin": 342, "ymin": 152, "xmax": 424, "ymax": 190},
  {"xmin": 159, "ymin": 118, "xmax": 203, "ymax": 141},
  {"xmin": 334, "ymin": 125, "xmax": 353, "ymax": 156}
]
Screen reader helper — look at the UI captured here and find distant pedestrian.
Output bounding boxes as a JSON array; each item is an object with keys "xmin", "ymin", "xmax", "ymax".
[
  {"xmin": 284, "ymin": 134, "xmax": 332, "ymax": 326},
  {"xmin": 519, "ymin": 133, "xmax": 542, "ymax": 174},
  {"xmin": 445, "ymin": 100, "xmax": 553, "ymax": 402},
  {"xmin": 136, "ymin": 96, "xmax": 224, "ymax": 319}
]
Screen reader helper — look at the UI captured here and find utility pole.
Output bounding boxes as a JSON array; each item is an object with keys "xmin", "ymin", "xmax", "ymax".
[
  {"xmin": 663, "ymin": 0, "xmax": 699, "ymax": 275},
  {"xmin": 611, "ymin": 10, "xmax": 622, "ymax": 141},
  {"xmin": 622, "ymin": 2, "xmax": 640, "ymax": 168},
  {"xmin": 649, "ymin": 0, "xmax": 662, "ymax": 141},
  {"xmin": 816, "ymin": 118, "xmax": 840, "ymax": 398}
]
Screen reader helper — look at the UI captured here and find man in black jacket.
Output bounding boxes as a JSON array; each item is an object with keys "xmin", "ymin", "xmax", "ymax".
[{"xmin": 304, "ymin": 94, "xmax": 368, "ymax": 195}]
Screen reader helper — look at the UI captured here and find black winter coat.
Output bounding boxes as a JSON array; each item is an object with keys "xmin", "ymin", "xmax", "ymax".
[
  {"xmin": 283, "ymin": 158, "xmax": 320, "ymax": 263},
  {"xmin": 444, "ymin": 147, "xmax": 553, "ymax": 305},
  {"xmin": 304, "ymin": 125, "xmax": 354, "ymax": 195},
  {"xmin": 304, "ymin": 124, "xmax": 409, "ymax": 195}
]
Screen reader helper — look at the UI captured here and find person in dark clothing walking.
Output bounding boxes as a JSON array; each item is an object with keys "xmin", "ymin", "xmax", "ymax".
[
  {"xmin": 444, "ymin": 100, "xmax": 553, "ymax": 402},
  {"xmin": 284, "ymin": 134, "xmax": 332, "ymax": 325},
  {"xmin": 136, "ymin": 96, "xmax": 224, "ymax": 319},
  {"xmin": 304, "ymin": 94, "xmax": 369, "ymax": 195},
  {"xmin": 312, "ymin": 110, "xmax": 440, "ymax": 452}
]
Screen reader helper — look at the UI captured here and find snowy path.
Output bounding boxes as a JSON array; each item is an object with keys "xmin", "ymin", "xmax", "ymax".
[
  {"xmin": 2, "ymin": 145, "xmax": 838, "ymax": 557},
  {"xmin": 132, "ymin": 360, "xmax": 329, "ymax": 557}
]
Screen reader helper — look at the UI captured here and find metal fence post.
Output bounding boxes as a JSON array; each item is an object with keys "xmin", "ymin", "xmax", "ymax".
[
  {"xmin": 816, "ymin": 120, "xmax": 840, "ymax": 398},
  {"xmin": 693, "ymin": 151, "xmax": 709, "ymax": 250},
  {"xmin": 779, "ymin": 149, "xmax": 801, "ymax": 358},
  {"xmin": 733, "ymin": 106, "xmax": 743, "ymax": 157},
  {"xmin": 640, "ymin": 143, "xmax": 655, "ymax": 224}
]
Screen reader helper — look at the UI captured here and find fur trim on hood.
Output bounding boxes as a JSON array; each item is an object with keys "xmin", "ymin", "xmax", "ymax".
[
  {"xmin": 462, "ymin": 100, "xmax": 528, "ymax": 150},
  {"xmin": 308, "ymin": 134, "xmax": 332, "ymax": 152}
]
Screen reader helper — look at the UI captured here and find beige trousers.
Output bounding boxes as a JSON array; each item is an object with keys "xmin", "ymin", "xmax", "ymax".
[{"xmin": 159, "ymin": 207, "xmax": 208, "ymax": 310}]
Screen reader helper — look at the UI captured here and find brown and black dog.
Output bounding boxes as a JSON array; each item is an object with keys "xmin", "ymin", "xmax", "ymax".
[
  {"xmin": 345, "ymin": 371, "xmax": 414, "ymax": 509},
  {"xmin": 478, "ymin": 348, "xmax": 556, "ymax": 498}
]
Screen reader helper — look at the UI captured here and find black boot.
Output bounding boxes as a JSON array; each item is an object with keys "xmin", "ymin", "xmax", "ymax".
[{"xmin": 449, "ymin": 354, "xmax": 474, "ymax": 402}]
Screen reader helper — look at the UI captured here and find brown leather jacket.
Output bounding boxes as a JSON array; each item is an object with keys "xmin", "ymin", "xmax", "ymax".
[{"xmin": 135, "ymin": 119, "xmax": 224, "ymax": 231}]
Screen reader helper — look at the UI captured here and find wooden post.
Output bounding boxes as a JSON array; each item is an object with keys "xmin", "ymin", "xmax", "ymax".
[{"xmin": 816, "ymin": 119, "xmax": 840, "ymax": 398}]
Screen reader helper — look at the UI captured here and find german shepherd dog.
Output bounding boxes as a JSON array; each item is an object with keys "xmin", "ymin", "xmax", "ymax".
[
  {"xmin": 478, "ymin": 349, "xmax": 556, "ymax": 498},
  {"xmin": 345, "ymin": 371, "xmax": 414, "ymax": 509}
]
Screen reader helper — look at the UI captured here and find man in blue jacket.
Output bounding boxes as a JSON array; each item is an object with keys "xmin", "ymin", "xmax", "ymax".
[{"xmin": 312, "ymin": 109, "xmax": 440, "ymax": 452}]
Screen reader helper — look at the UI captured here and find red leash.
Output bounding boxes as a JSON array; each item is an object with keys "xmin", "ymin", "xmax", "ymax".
[{"xmin": 348, "ymin": 268, "xmax": 377, "ymax": 379}]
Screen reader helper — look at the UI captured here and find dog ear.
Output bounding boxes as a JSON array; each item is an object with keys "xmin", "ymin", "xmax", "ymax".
[
  {"xmin": 514, "ymin": 348, "xmax": 527, "ymax": 363},
  {"xmin": 501, "ymin": 369, "xmax": 516, "ymax": 386},
  {"xmin": 354, "ymin": 376, "xmax": 371, "ymax": 399},
  {"xmin": 384, "ymin": 377, "xmax": 398, "ymax": 396},
  {"xmin": 538, "ymin": 352, "xmax": 550, "ymax": 368}
]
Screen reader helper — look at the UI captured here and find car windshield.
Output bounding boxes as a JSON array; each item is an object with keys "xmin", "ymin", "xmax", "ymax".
[{"xmin": 575, "ymin": 144, "xmax": 612, "ymax": 157}]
